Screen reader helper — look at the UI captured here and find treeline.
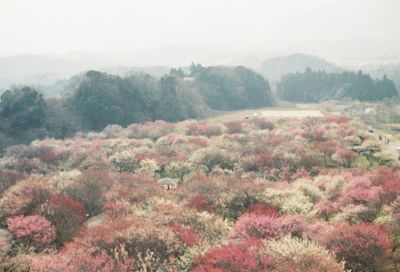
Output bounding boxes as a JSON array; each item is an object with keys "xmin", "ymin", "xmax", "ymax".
[
  {"xmin": 277, "ymin": 68, "xmax": 398, "ymax": 102},
  {"xmin": 0, "ymin": 64, "xmax": 274, "ymax": 151}
]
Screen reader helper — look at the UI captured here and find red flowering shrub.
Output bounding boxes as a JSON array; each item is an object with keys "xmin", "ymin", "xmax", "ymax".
[
  {"xmin": 301, "ymin": 129, "xmax": 325, "ymax": 142},
  {"xmin": 171, "ymin": 224, "xmax": 200, "ymax": 247},
  {"xmin": 41, "ymin": 195, "xmax": 85, "ymax": 244},
  {"xmin": 333, "ymin": 148, "xmax": 357, "ymax": 168},
  {"xmin": 325, "ymin": 223, "xmax": 393, "ymax": 271},
  {"xmin": 324, "ymin": 115, "xmax": 348, "ymax": 124},
  {"xmin": 37, "ymin": 149, "xmax": 70, "ymax": 166},
  {"xmin": 104, "ymin": 200, "xmax": 130, "ymax": 218},
  {"xmin": 313, "ymin": 200, "xmax": 336, "ymax": 219},
  {"xmin": 7, "ymin": 215, "xmax": 56, "ymax": 251},
  {"xmin": 263, "ymin": 134, "xmax": 285, "ymax": 146},
  {"xmin": 371, "ymin": 166, "xmax": 400, "ymax": 202},
  {"xmin": 193, "ymin": 243, "xmax": 268, "ymax": 272},
  {"xmin": 187, "ymin": 123, "xmax": 223, "ymax": 137},
  {"xmin": 314, "ymin": 140, "xmax": 339, "ymax": 160},
  {"xmin": 229, "ymin": 214, "xmax": 283, "ymax": 241},
  {"xmin": 254, "ymin": 152, "xmax": 274, "ymax": 170},
  {"xmin": 105, "ymin": 172, "xmax": 165, "ymax": 205},
  {"xmin": 246, "ymin": 202, "xmax": 279, "ymax": 217},
  {"xmin": 187, "ymin": 195, "xmax": 215, "ymax": 213},
  {"xmin": 188, "ymin": 136, "xmax": 209, "ymax": 147},
  {"xmin": 280, "ymin": 215, "xmax": 307, "ymax": 238},
  {"xmin": 340, "ymin": 176, "xmax": 383, "ymax": 206}
]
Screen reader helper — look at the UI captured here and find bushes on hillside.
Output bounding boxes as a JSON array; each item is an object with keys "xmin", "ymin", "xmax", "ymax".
[
  {"xmin": 7, "ymin": 215, "xmax": 55, "ymax": 252},
  {"xmin": 325, "ymin": 223, "xmax": 393, "ymax": 271}
]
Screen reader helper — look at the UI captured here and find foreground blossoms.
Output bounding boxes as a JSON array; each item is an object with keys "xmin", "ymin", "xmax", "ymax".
[{"xmin": 0, "ymin": 116, "xmax": 399, "ymax": 271}]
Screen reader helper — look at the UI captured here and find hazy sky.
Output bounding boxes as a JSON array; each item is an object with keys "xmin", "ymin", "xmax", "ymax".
[{"xmin": 1, "ymin": 0, "xmax": 400, "ymax": 61}]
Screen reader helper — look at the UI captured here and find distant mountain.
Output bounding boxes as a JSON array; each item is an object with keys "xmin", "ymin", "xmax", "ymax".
[
  {"xmin": 259, "ymin": 53, "xmax": 342, "ymax": 83},
  {"xmin": 0, "ymin": 54, "xmax": 172, "ymax": 94},
  {"xmin": 0, "ymin": 55, "xmax": 82, "ymax": 88}
]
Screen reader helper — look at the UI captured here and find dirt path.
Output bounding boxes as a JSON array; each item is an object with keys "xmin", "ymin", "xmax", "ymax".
[
  {"xmin": 85, "ymin": 213, "xmax": 106, "ymax": 228},
  {"xmin": 0, "ymin": 228, "xmax": 11, "ymax": 247},
  {"xmin": 369, "ymin": 128, "xmax": 400, "ymax": 161}
]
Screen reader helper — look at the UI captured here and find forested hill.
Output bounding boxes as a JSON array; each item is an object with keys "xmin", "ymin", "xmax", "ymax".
[
  {"xmin": 259, "ymin": 53, "xmax": 342, "ymax": 82},
  {"xmin": 277, "ymin": 68, "xmax": 398, "ymax": 102},
  {"xmin": 0, "ymin": 65, "xmax": 274, "ymax": 151}
]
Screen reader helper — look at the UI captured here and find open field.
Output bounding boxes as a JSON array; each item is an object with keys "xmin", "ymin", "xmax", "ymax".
[
  {"xmin": 205, "ymin": 104, "xmax": 324, "ymax": 122},
  {"xmin": 260, "ymin": 110, "xmax": 323, "ymax": 118}
]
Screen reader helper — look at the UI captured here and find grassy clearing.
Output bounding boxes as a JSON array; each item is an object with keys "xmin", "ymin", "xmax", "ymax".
[{"xmin": 204, "ymin": 104, "xmax": 324, "ymax": 122}]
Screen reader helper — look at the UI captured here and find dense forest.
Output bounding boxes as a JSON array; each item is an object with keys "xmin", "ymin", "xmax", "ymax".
[
  {"xmin": 277, "ymin": 68, "xmax": 398, "ymax": 102},
  {"xmin": 0, "ymin": 64, "xmax": 274, "ymax": 152}
]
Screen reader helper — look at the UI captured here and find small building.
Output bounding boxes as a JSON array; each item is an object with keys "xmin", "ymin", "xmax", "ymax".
[
  {"xmin": 364, "ymin": 107, "xmax": 377, "ymax": 116},
  {"xmin": 158, "ymin": 177, "xmax": 179, "ymax": 190},
  {"xmin": 183, "ymin": 77, "xmax": 196, "ymax": 82}
]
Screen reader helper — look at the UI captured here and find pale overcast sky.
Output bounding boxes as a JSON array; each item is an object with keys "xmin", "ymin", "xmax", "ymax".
[{"xmin": 0, "ymin": 0, "xmax": 399, "ymax": 60}]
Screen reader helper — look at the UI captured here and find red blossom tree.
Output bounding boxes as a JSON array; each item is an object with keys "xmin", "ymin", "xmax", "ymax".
[
  {"xmin": 335, "ymin": 148, "xmax": 357, "ymax": 168},
  {"xmin": 340, "ymin": 176, "xmax": 383, "ymax": 207},
  {"xmin": 193, "ymin": 243, "xmax": 269, "ymax": 272},
  {"xmin": 7, "ymin": 215, "xmax": 56, "ymax": 251},
  {"xmin": 325, "ymin": 223, "xmax": 393, "ymax": 271},
  {"xmin": 246, "ymin": 202, "xmax": 279, "ymax": 217},
  {"xmin": 42, "ymin": 195, "xmax": 86, "ymax": 245},
  {"xmin": 170, "ymin": 224, "xmax": 200, "ymax": 247},
  {"xmin": 187, "ymin": 195, "xmax": 215, "ymax": 213},
  {"xmin": 229, "ymin": 214, "xmax": 283, "ymax": 241},
  {"xmin": 371, "ymin": 166, "xmax": 400, "ymax": 202}
]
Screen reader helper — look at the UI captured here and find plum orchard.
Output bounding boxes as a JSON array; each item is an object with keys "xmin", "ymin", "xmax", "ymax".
[{"xmin": 0, "ymin": 115, "xmax": 399, "ymax": 271}]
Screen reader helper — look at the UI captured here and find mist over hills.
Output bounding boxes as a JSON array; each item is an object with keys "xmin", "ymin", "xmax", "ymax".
[
  {"xmin": 0, "ymin": 51, "xmax": 399, "ymax": 99},
  {"xmin": 258, "ymin": 53, "xmax": 343, "ymax": 83}
]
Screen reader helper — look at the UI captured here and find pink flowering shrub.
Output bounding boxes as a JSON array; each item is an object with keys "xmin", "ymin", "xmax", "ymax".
[
  {"xmin": 324, "ymin": 115, "xmax": 348, "ymax": 124},
  {"xmin": 187, "ymin": 123, "xmax": 223, "ymax": 137},
  {"xmin": 170, "ymin": 224, "xmax": 200, "ymax": 247},
  {"xmin": 340, "ymin": 176, "xmax": 383, "ymax": 207},
  {"xmin": 313, "ymin": 200, "xmax": 336, "ymax": 219},
  {"xmin": 246, "ymin": 202, "xmax": 279, "ymax": 218},
  {"xmin": 29, "ymin": 246, "xmax": 135, "ymax": 272},
  {"xmin": 333, "ymin": 148, "xmax": 357, "ymax": 168},
  {"xmin": 229, "ymin": 214, "xmax": 283, "ymax": 241},
  {"xmin": 371, "ymin": 166, "xmax": 400, "ymax": 202},
  {"xmin": 187, "ymin": 195, "xmax": 215, "ymax": 213},
  {"xmin": 325, "ymin": 223, "xmax": 393, "ymax": 271},
  {"xmin": 7, "ymin": 215, "xmax": 56, "ymax": 251}
]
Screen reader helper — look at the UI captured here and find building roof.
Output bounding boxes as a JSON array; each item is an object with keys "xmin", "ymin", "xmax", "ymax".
[{"xmin": 158, "ymin": 177, "xmax": 179, "ymax": 185}]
